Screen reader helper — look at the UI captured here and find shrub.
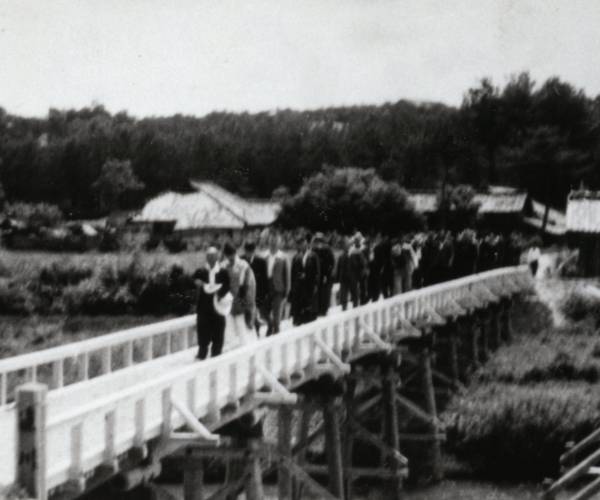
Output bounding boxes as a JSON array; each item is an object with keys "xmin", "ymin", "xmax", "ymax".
[
  {"xmin": 476, "ymin": 328, "xmax": 600, "ymax": 384},
  {"xmin": 561, "ymin": 289, "xmax": 600, "ymax": 324},
  {"xmin": 443, "ymin": 382, "xmax": 600, "ymax": 480},
  {"xmin": 510, "ymin": 295, "xmax": 554, "ymax": 337},
  {"xmin": 3, "ymin": 202, "xmax": 63, "ymax": 229},
  {"xmin": 63, "ymin": 278, "xmax": 135, "ymax": 315},
  {"xmin": 38, "ymin": 261, "xmax": 93, "ymax": 287},
  {"xmin": 164, "ymin": 234, "xmax": 187, "ymax": 253},
  {"xmin": 0, "ymin": 279, "xmax": 32, "ymax": 315}
]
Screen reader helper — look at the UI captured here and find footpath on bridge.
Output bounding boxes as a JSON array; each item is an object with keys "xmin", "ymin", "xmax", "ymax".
[{"xmin": 0, "ymin": 266, "xmax": 533, "ymax": 500}]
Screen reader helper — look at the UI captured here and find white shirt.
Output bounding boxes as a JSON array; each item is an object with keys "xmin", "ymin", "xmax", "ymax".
[
  {"xmin": 302, "ymin": 250, "xmax": 310, "ymax": 267},
  {"xmin": 267, "ymin": 251, "xmax": 276, "ymax": 278}
]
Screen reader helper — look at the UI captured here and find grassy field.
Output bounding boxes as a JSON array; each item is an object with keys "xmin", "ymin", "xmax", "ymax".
[
  {"xmin": 0, "ymin": 249, "xmax": 207, "ymax": 279},
  {"xmin": 0, "ymin": 314, "xmax": 170, "ymax": 359}
]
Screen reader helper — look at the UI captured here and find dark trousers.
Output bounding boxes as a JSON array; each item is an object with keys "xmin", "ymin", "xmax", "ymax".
[
  {"xmin": 196, "ymin": 315, "xmax": 225, "ymax": 360},
  {"xmin": 318, "ymin": 283, "xmax": 333, "ymax": 316},
  {"xmin": 340, "ymin": 281, "xmax": 360, "ymax": 310}
]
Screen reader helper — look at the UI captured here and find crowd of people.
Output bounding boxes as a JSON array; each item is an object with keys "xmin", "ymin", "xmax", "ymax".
[{"xmin": 192, "ymin": 229, "xmax": 531, "ymax": 360}]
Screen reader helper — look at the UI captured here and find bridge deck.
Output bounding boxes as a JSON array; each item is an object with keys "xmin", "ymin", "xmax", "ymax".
[{"xmin": 0, "ymin": 266, "xmax": 532, "ymax": 498}]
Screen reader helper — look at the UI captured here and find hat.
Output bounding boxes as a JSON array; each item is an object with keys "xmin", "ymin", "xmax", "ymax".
[
  {"xmin": 313, "ymin": 232, "xmax": 326, "ymax": 244},
  {"xmin": 213, "ymin": 292, "xmax": 233, "ymax": 316}
]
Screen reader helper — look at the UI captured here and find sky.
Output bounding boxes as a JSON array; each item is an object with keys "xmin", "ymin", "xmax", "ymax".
[{"xmin": 1, "ymin": 0, "xmax": 600, "ymax": 118}]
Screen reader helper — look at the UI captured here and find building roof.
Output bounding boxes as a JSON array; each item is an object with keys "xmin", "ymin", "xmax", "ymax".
[
  {"xmin": 407, "ymin": 186, "xmax": 528, "ymax": 215},
  {"xmin": 523, "ymin": 200, "xmax": 566, "ymax": 236},
  {"xmin": 134, "ymin": 182, "xmax": 280, "ymax": 231},
  {"xmin": 134, "ymin": 191, "xmax": 245, "ymax": 230},
  {"xmin": 192, "ymin": 181, "xmax": 280, "ymax": 226},
  {"xmin": 472, "ymin": 192, "xmax": 528, "ymax": 214},
  {"xmin": 566, "ymin": 190, "xmax": 600, "ymax": 233}
]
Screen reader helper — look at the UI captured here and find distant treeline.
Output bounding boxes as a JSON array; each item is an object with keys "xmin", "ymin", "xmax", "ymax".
[{"xmin": 0, "ymin": 72, "xmax": 599, "ymax": 218}]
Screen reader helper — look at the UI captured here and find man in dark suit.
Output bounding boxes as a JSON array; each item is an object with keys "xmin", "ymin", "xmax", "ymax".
[
  {"xmin": 193, "ymin": 247, "xmax": 231, "ymax": 360},
  {"xmin": 265, "ymin": 234, "xmax": 289, "ymax": 335},
  {"xmin": 312, "ymin": 232, "xmax": 335, "ymax": 316},
  {"xmin": 242, "ymin": 241, "xmax": 268, "ymax": 336},
  {"xmin": 290, "ymin": 234, "xmax": 321, "ymax": 325}
]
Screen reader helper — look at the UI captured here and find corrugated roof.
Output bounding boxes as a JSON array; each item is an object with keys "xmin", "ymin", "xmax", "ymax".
[
  {"xmin": 135, "ymin": 182, "xmax": 280, "ymax": 230},
  {"xmin": 523, "ymin": 200, "xmax": 566, "ymax": 236},
  {"xmin": 134, "ymin": 191, "xmax": 245, "ymax": 230},
  {"xmin": 192, "ymin": 181, "xmax": 280, "ymax": 226},
  {"xmin": 566, "ymin": 192, "xmax": 600, "ymax": 233},
  {"xmin": 473, "ymin": 192, "xmax": 528, "ymax": 213},
  {"xmin": 407, "ymin": 189, "xmax": 528, "ymax": 214}
]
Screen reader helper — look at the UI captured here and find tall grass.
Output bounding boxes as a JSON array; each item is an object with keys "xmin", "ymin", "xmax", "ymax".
[
  {"xmin": 442, "ymin": 295, "xmax": 600, "ymax": 481},
  {"xmin": 0, "ymin": 250, "xmax": 206, "ymax": 315}
]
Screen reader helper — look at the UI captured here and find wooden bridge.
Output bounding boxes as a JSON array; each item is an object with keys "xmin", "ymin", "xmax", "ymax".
[{"xmin": 0, "ymin": 266, "xmax": 533, "ymax": 500}]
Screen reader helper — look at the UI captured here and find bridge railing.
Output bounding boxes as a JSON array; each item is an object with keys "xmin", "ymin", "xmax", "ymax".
[
  {"xmin": 0, "ymin": 266, "xmax": 531, "ymax": 407},
  {"xmin": 0, "ymin": 315, "xmax": 198, "ymax": 406},
  {"xmin": 33, "ymin": 266, "xmax": 531, "ymax": 494}
]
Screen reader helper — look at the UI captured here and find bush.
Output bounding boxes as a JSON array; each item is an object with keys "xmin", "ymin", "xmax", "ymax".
[
  {"xmin": 561, "ymin": 289, "xmax": 600, "ymax": 324},
  {"xmin": 63, "ymin": 278, "xmax": 135, "ymax": 315},
  {"xmin": 511, "ymin": 296, "xmax": 554, "ymax": 336},
  {"xmin": 3, "ymin": 202, "xmax": 63, "ymax": 229},
  {"xmin": 0, "ymin": 279, "xmax": 32, "ymax": 315},
  {"xmin": 38, "ymin": 261, "xmax": 93, "ymax": 287},
  {"xmin": 443, "ymin": 382, "xmax": 600, "ymax": 480},
  {"xmin": 476, "ymin": 326, "xmax": 600, "ymax": 384}
]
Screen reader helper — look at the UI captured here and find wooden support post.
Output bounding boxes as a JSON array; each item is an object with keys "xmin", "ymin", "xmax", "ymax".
[
  {"xmin": 383, "ymin": 361, "xmax": 404, "ymax": 500},
  {"xmin": 278, "ymin": 407, "xmax": 294, "ymax": 499},
  {"xmin": 16, "ymin": 383, "xmax": 48, "ymax": 500},
  {"xmin": 501, "ymin": 299, "xmax": 513, "ymax": 343},
  {"xmin": 226, "ymin": 436, "xmax": 246, "ymax": 500},
  {"xmin": 245, "ymin": 439, "xmax": 264, "ymax": 500},
  {"xmin": 448, "ymin": 326, "xmax": 460, "ymax": 388},
  {"xmin": 419, "ymin": 345, "xmax": 442, "ymax": 482},
  {"xmin": 343, "ymin": 378, "xmax": 356, "ymax": 500},
  {"xmin": 323, "ymin": 398, "xmax": 344, "ymax": 498},
  {"xmin": 490, "ymin": 304, "xmax": 502, "ymax": 350},
  {"xmin": 478, "ymin": 311, "xmax": 490, "ymax": 364},
  {"xmin": 293, "ymin": 402, "xmax": 313, "ymax": 500},
  {"xmin": 183, "ymin": 447, "xmax": 205, "ymax": 500},
  {"xmin": 468, "ymin": 316, "xmax": 480, "ymax": 370}
]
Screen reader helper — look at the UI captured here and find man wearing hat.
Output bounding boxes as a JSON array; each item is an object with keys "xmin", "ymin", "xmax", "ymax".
[
  {"xmin": 312, "ymin": 232, "xmax": 335, "ymax": 316},
  {"xmin": 193, "ymin": 247, "xmax": 231, "ymax": 360}
]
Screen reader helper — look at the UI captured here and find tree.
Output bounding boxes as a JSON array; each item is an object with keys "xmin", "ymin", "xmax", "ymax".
[
  {"xmin": 505, "ymin": 126, "xmax": 589, "ymax": 231},
  {"xmin": 436, "ymin": 184, "xmax": 480, "ymax": 230},
  {"xmin": 462, "ymin": 78, "xmax": 506, "ymax": 184},
  {"xmin": 92, "ymin": 158, "xmax": 144, "ymax": 213},
  {"xmin": 277, "ymin": 167, "xmax": 423, "ymax": 233}
]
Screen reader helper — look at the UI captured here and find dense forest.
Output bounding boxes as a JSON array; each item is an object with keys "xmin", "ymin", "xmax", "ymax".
[{"xmin": 0, "ymin": 72, "xmax": 599, "ymax": 218}]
